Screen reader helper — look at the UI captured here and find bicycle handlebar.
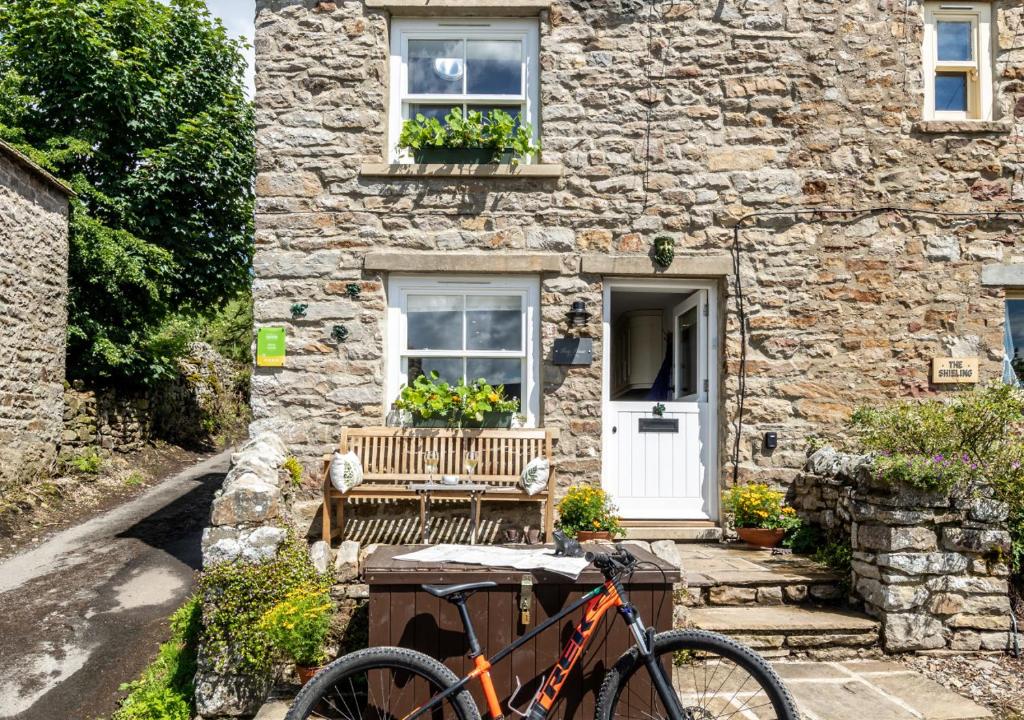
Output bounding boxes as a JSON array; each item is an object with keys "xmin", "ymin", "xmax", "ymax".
[{"xmin": 585, "ymin": 545, "xmax": 638, "ymax": 579}]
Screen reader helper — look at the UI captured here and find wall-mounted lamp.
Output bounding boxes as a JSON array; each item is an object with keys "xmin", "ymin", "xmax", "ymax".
[{"xmin": 566, "ymin": 300, "xmax": 592, "ymax": 327}]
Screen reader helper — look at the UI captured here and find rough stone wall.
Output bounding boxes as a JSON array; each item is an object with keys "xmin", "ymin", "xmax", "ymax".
[
  {"xmin": 0, "ymin": 150, "xmax": 70, "ymax": 483},
  {"xmin": 252, "ymin": 1, "xmax": 1024, "ymax": 497},
  {"xmin": 62, "ymin": 384, "xmax": 154, "ymax": 454}
]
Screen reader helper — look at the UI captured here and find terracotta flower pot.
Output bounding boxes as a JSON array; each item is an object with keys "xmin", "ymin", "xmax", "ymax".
[
  {"xmin": 577, "ymin": 530, "xmax": 613, "ymax": 542},
  {"xmin": 736, "ymin": 527, "xmax": 786, "ymax": 548},
  {"xmin": 297, "ymin": 665, "xmax": 324, "ymax": 685}
]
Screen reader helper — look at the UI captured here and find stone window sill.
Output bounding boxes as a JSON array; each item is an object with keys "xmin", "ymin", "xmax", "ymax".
[
  {"xmin": 914, "ymin": 120, "xmax": 1013, "ymax": 134},
  {"xmin": 359, "ymin": 162, "xmax": 564, "ymax": 179},
  {"xmin": 365, "ymin": 0, "xmax": 550, "ymax": 16}
]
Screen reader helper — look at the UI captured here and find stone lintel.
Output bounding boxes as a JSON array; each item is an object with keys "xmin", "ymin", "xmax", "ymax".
[
  {"xmin": 364, "ymin": 252, "xmax": 564, "ymax": 274},
  {"xmin": 360, "ymin": 163, "xmax": 564, "ymax": 179},
  {"xmin": 364, "ymin": 0, "xmax": 550, "ymax": 16},
  {"xmin": 981, "ymin": 263, "xmax": 1024, "ymax": 287},
  {"xmin": 913, "ymin": 120, "xmax": 1013, "ymax": 134},
  {"xmin": 581, "ymin": 254, "xmax": 732, "ymax": 277}
]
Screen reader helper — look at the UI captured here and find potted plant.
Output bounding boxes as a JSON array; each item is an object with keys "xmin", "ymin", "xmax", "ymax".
[
  {"xmin": 261, "ymin": 584, "xmax": 334, "ymax": 684},
  {"xmin": 722, "ymin": 483, "xmax": 800, "ymax": 548},
  {"xmin": 557, "ymin": 485, "xmax": 624, "ymax": 542},
  {"xmin": 395, "ymin": 372, "xmax": 520, "ymax": 428},
  {"xmin": 397, "ymin": 107, "xmax": 541, "ymax": 166}
]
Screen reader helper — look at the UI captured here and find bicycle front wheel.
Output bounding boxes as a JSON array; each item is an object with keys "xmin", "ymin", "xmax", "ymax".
[
  {"xmin": 286, "ymin": 647, "xmax": 482, "ymax": 720},
  {"xmin": 595, "ymin": 630, "xmax": 800, "ymax": 720}
]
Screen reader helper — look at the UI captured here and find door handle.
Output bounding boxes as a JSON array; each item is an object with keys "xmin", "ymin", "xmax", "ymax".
[{"xmin": 612, "ymin": 426, "xmax": 617, "ymax": 434}]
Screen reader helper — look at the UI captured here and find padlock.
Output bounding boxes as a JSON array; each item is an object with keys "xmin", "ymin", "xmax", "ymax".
[{"xmin": 519, "ymin": 575, "xmax": 533, "ymax": 627}]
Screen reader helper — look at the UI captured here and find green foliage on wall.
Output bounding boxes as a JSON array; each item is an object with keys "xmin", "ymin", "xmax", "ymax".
[{"xmin": 0, "ymin": 0, "xmax": 255, "ymax": 386}]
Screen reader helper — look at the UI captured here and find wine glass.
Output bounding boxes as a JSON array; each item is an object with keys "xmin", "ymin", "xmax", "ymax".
[
  {"xmin": 424, "ymin": 450, "xmax": 440, "ymax": 482},
  {"xmin": 464, "ymin": 450, "xmax": 479, "ymax": 484}
]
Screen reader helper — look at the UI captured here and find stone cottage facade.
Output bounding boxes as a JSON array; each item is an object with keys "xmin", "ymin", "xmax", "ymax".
[
  {"xmin": 252, "ymin": 0, "xmax": 1024, "ymax": 539},
  {"xmin": 0, "ymin": 141, "xmax": 73, "ymax": 484}
]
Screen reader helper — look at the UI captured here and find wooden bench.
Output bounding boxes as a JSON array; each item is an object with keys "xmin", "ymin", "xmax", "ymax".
[{"xmin": 321, "ymin": 427, "xmax": 557, "ymax": 545}]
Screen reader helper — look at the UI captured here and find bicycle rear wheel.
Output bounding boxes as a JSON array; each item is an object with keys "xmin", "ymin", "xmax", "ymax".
[
  {"xmin": 595, "ymin": 630, "xmax": 800, "ymax": 720},
  {"xmin": 287, "ymin": 647, "xmax": 482, "ymax": 720}
]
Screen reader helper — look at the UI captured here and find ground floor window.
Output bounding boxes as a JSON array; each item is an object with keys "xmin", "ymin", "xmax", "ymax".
[
  {"xmin": 387, "ymin": 275, "xmax": 541, "ymax": 424},
  {"xmin": 1006, "ymin": 298, "xmax": 1024, "ymax": 384}
]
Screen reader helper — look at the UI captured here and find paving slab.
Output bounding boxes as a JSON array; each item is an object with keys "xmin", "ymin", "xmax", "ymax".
[
  {"xmin": 774, "ymin": 660, "xmax": 993, "ymax": 720},
  {"xmin": 688, "ymin": 605, "xmax": 879, "ymax": 632},
  {"xmin": 679, "ymin": 542, "xmax": 839, "ymax": 587}
]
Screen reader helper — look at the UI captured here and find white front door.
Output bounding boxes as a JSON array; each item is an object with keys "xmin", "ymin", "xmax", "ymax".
[{"xmin": 602, "ymin": 286, "xmax": 717, "ymax": 521}]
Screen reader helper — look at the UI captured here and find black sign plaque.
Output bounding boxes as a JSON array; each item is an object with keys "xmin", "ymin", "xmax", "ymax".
[
  {"xmin": 638, "ymin": 418, "xmax": 679, "ymax": 433},
  {"xmin": 552, "ymin": 338, "xmax": 594, "ymax": 366}
]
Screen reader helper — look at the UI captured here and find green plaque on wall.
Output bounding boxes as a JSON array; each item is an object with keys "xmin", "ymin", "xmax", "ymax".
[{"xmin": 257, "ymin": 327, "xmax": 286, "ymax": 367}]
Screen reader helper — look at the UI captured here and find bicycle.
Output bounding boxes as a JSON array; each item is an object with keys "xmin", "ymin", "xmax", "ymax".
[{"xmin": 287, "ymin": 544, "xmax": 799, "ymax": 720}]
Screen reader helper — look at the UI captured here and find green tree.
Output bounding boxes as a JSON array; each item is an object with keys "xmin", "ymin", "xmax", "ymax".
[{"xmin": 0, "ymin": 0, "xmax": 255, "ymax": 384}]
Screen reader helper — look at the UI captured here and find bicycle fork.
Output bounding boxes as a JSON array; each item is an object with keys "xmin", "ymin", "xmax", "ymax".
[{"xmin": 619, "ymin": 603, "xmax": 689, "ymax": 720}]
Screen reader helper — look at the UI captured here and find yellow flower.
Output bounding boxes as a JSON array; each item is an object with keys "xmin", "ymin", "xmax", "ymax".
[{"xmin": 488, "ymin": 392, "xmax": 500, "ymax": 403}]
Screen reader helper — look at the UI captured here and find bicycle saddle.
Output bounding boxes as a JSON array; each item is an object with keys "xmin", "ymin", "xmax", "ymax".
[{"xmin": 421, "ymin": 581, "xmax": 497, "ymax": 600}]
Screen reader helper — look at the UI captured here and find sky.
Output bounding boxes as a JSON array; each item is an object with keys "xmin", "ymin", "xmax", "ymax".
[{"xmin": 204, "ymin": 0, "xmax": 256, "ymax": 95}]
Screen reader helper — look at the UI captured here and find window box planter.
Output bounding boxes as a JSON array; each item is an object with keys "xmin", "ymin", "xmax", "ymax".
[
  {"xmin": 412, "ymin": 148, "xmax": 516, "ymax": 165},
  {"xmin": 410, "ymin": 411, "xmax": 513, "ymax": 429},
  {"xmin": 410, "ymin": 416, "xmax": 450, "ymax": 428}
]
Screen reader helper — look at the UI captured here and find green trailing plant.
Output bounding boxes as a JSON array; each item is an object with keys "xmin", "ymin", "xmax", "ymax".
[
  {"xmin": 197, "ymin": 533, "xmax": 331, "ymax": 674},
  {"xmin": 260, "ymin": 584, "xmax": 334, "ymax": 667},
  {"xmin": 397, "ymin": 107, "xmax": 541, "ymax": 163},
  {"xmin": 556, "ymin": 485, "xmax": 625, "ymax": 538},
  {"xmin": 283, "ymin": 456, "xmax": 304, "ymax": 487},
  {"xmin": 395, "ymin": 372, "xmax": 519, "ymax": 426},
  {"xmin": 0, "ymin": 0, "xmax": 255, "ymax": 386},
  {"xmin": 722, "ymin": 483, "xmax": 800, "ymax": 530},
  {"xmin": 851, "ymin": 383, "xmax": 1024, "ymax": 577},
  {"xmin": 112, "ymin": 596, "xmax": 201, "ymax": 720}
]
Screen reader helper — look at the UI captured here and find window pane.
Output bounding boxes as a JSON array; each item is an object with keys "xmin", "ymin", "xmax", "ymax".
[
  {"xmin": 937, "ymin": 21, "xmax": 972, "ymax": 62},
  {"xmin": 467, "ymin": 295, "xmax": 522, "ymax": 351},
  {"xmin": 408, "ymin": 357, "xmax": 464, "ymax": 385},
  {"xmin": 935, "ymin": 72, "xmax": 968, "ymax": 112},
  {"xmin": 467, "ymin": 104, "xmax": 523, "ymax": 128},
  {"xmin": 408, "ymin": 39, "xmax": 464, "ymax": 95},
  {"xmin": 1008, "ymin": 300, "xmax": 1024, "ymax": 383},
  {"xmin": 467, "ymin": 358, "xmax": 523, "ymax": 404},
  {"xmin": 409, "ymin": 104, "xmax": 458, "ymax": 123},
  {"xmin": 676, "ymin": 307, "xmax": 699, "ymax": 398},
  {"xmin": 407, "ymin": 295, "xmax": 463, "ymax": 350},
  {"xmin": 466, "ymin": 40, "xmax": 522, "ymax": 95}
]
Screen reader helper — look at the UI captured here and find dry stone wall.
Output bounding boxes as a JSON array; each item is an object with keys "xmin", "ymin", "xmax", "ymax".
[
  {"xmin": 253, "ymin": 0, "xmax": 1024, "ymax": 498},
  {"xmin": 0, "ymin": 146, "xmax": 70, "ymax": 484}
]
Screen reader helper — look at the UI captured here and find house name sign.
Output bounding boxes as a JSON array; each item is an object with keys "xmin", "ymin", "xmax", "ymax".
[{"xmin": 931, "ymin": 357, "xmax": 979, "ymax": 384}]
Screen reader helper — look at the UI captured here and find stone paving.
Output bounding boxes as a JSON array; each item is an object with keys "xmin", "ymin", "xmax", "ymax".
[{"xmin": 679, "ymin": 542, "xmax": 839, "ymax": 589}]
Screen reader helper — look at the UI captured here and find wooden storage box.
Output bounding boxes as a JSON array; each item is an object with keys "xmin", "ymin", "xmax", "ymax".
[{"xmin": 365, "ymin": 545, "xmax": 680, "ymax": 720}]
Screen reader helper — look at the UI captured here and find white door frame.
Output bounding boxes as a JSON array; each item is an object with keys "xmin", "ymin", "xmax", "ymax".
[{"xmin": 600, "ymin": 278, "xmax": 720, "ymax": 523}]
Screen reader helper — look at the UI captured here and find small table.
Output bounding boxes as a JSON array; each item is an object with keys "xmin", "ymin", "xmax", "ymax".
[{"xmin": 409, "ymin": 482, "xmax": 490, "ymax": 545}]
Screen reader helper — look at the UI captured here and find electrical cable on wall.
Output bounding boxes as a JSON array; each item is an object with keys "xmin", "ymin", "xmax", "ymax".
[{"xmin": 729, "ymin": 204, "xmax": 1024, "ymax": 486}]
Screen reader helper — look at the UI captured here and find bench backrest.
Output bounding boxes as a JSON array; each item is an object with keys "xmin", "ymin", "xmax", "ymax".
[{"xmin": 339, "ymin": 427, "xmax": 555, "ymax": 489}]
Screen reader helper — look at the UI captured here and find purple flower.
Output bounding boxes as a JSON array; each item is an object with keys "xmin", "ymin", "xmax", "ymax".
[
  {"xmin": 1012, "ymin": 461, "xmax": 1021, "ymax": 470},
  {"xmin": 934, "ymin": 454, "xmax": 944, "ymax": 462}
]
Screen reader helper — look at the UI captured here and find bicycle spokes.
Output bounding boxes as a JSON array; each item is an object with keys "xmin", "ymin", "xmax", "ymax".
[
  {"xmin": 612, "ymin": 651, "xmax": 783, "ymax": 720},
  {"xmin": 305, "ymin": 665, "xmax": 459, "ymax": 720}
]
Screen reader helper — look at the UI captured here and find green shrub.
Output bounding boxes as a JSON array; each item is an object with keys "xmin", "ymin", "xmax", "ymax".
[
  {"xmin": 113, "ymin": 596, "xmax": 201, "ymax": 720},
  {"xmin": 63, "ymin": 447, "xmax": 103, "ymax": 475},
  {"xmin": 282, "ymin": 456, "xmax": 304, "ymax": 486},
  {"xmin": 722, "ymin": 483, "xmax": 800, "ymax": 530},
  {"xmin": 556, "ymin": 485, "xmax": 624, "ymax": 538},
  {"xmin": 197, "ymin": 533, "xmax": 331, "ymax": 674},
  {"xmin": 260, "ymin": 584, "xmax": 334, "ymax": 666},
  {"xmin": 851, "ymin": 384, "xmax": 1024, "ymax": 576},
  {"xmin": 397, "ymin": 107, "xmax": 541, "ymax": 163}
]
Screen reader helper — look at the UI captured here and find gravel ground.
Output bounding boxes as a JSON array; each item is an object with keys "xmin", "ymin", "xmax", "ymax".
[{"xmin": 900, "ymin": 653, "xmax": 1024, "ymax": 719}]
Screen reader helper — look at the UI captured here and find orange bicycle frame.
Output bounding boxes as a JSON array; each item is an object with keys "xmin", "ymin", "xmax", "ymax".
[{"xmin": 403, "ymin": 579, "xmax": 627, "ymax": 720}]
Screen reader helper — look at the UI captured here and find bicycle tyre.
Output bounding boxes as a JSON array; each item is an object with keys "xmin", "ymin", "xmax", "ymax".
[
  {"xmin": 286, "ymin": 646, "xmax": 482, "ymax": 720},
  {"xmin": 595, "ymin": 629, "xmax": 800, "ymax": 720}
]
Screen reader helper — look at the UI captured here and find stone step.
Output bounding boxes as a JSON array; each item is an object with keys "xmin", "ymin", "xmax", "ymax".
[
  {"xmin": 679, "ymin": 542, "xmax": 845, "ymax": 607},
  {"xmin": 686, "ymin": 605, "xmax": 881, "ymax": 659}
]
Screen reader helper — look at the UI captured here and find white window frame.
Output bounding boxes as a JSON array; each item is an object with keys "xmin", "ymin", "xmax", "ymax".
[
  {"xmin": 923, "ymin": 2, "xmax": 993, "ymax": 121},
  {"xmin": 386, "ymin": 275, "xmax": 542, "ymax": 426},
  {"xmin": 387, "ymin": 18, "xmax": 541, "ymax": 163}
]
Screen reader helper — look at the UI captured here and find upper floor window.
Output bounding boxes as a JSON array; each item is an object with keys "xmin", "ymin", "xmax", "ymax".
[
  {"xmin": 387, "ymin": 18, "xmax": 540, "ymax": 162},
  {"xmin": 923, "ymin": 2, "xmax": 993, "ymax": 121}
]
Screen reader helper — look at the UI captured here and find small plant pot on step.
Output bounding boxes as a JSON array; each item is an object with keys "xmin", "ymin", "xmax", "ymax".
[
  {"xmin": 576, "ymin": 530, "xmax": 613, "ymax": 542},
  {"xmin": 736, "ymin": 528, "xmax": 785, "ymax": 548},
  {"xmin": 297, "ymin": 665, "xmax": 324, "ymax": 685}
]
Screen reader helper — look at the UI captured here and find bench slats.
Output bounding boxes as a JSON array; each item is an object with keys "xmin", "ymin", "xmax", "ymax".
[{"xmin": 322, "ymin": 427, "xmax": 557, "ymax": 545}]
